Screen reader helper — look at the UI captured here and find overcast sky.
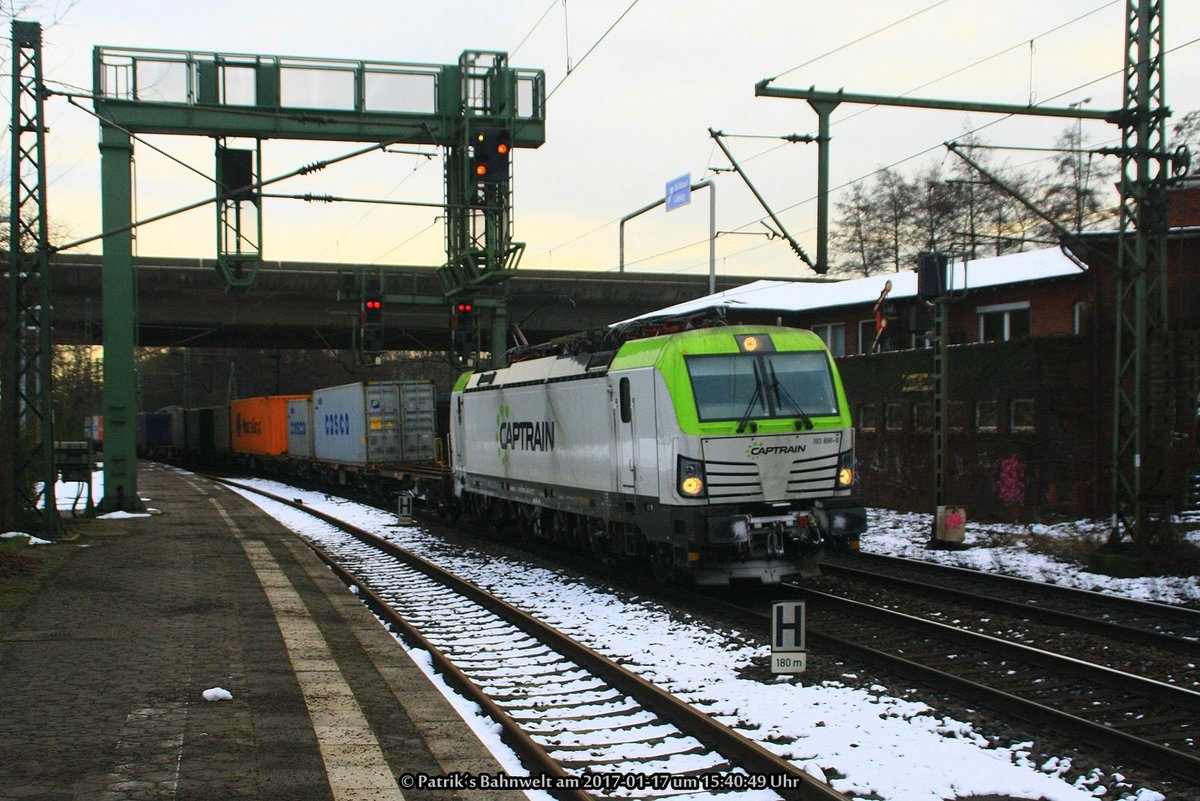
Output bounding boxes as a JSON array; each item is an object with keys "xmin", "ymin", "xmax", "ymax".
[{"xmin": 18, "ymin": 0, "xmax": 1200, "ymax": 282}]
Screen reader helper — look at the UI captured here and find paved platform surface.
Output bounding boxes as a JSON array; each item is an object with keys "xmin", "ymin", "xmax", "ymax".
[{"xmin": 0, "ymin": 462, "xmax": 524, "ymax": 801}]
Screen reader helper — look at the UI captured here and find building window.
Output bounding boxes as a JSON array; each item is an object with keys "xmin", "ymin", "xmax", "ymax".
[
  {"xmin": 885, "ymin": 402, "xmax": 905, "ymax": 432},
  {"xmin": 977, "ymin": 302, "xmax": 1031, "ymax": 342},
  {"xmin": 948, "ymin": 400, "xmax": 968, "ymax": 432},
  {"xmin": 976, "ymin": 400, "xmax": 999, "ymax": 433},
  {"xmin": 858, "ymin": 403, "xmax": 878, "ymax": 432},
  {"xmin": 912, "ymin": 402, "xmax": 932, "ymax": 432},
  {"xmin": 857, "ymin": 319, "xmax": 876, "ymax": 354},
  {"xmin": 1011, "ymin": 398, "xmax": 1035, "ymax": 432},
  {"xmin": 812, "ymin": 323, "xmax": 846, "ymax": 357},
  {"xmin": 908, "ymin": 305, "xmax": 934, "ymax": 349},
  {"xmin": 1073, "ymin": 301, "xmax": 1090, "ymax": 335}
]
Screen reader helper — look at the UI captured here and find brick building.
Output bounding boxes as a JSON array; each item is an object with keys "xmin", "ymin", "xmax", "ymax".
[{"xmin": 634, "ymin": 213, "xmax": 1199, "ymax": 522}]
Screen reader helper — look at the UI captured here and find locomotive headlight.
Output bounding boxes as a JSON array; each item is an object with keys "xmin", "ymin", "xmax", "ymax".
[
  {"xmin": 836, "ymin": 450, "xmax": 855, "ymax": 488},
  {"xmin": 677, "ymin": 455, "xmax": 708, "ymax": 498}
]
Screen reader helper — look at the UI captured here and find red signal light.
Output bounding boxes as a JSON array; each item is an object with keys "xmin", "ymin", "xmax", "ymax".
[
  {"xmin": 471, "ymin": 128, "xmax": 511, "ymax": 184},
  {"xmin": 365, "ymin": 299, "xmax": 382, "ymax": 311},
  {"xmin": 457, "ymin": 303, "xmax": 473, "ymax": 313}
]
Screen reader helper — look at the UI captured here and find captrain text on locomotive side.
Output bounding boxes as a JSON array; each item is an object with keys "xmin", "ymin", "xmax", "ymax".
[{"xmin": 118, "ymin": 315, "xmax": 867, "ymax": 585}]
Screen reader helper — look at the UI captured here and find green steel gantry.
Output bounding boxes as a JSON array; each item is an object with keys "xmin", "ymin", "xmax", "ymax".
[
  {"xmin": 2, "ymin": 21, "xmax": 58, "ymax": 535},
  {"xmin": 757, "ymin": 0, "xmax": 1179, "ymax": 550},
  {"xmin": 87, "ymin": 45, "xmax": 544, "ymax": 512}
]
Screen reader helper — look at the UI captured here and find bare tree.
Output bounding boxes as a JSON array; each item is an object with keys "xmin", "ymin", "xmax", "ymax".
[
  {"xmin": 830, "ymin": 181, "xmax": 877, "ymax": 276},
  {"xmin": 1172, "ymin": 109, "xmax": 1200, "ymax": 151},
  {"xmin": 1041, "ymin": 124, "xmax": 1118, "ymax": 235},
  {"xmin": 874, "ymin": 168, "xmax": 913, "ymax": 272},
  {"xmin": 827, "ymin": 114, "xmax": 1148, "ymax": 274},
  {"xmin": 906, "ymin": 162, "xmax": 961, "ymax": 255}
]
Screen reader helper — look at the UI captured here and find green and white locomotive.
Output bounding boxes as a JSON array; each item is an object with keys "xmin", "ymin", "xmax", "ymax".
[{"xmin": 450, "ymin": 317, "xmax": 866, "ymax": 584}]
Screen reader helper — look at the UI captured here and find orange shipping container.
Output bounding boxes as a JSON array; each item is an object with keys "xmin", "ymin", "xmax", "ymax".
[{"xmin": 230, "ymin": 395, "xmax": 308, "ymax": 456}]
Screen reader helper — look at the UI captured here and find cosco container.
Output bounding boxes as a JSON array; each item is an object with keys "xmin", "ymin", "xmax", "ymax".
[
  {"xmin": 287, "ymin": 397, "xmax": 314, "ymax": 459},
  {"xmin": 231, "ymin": 395, "xmax": 307, "ymax": 456},
  {"xmin": 312, "ymin": 381, "xmax": 435, "ymax": 467}
]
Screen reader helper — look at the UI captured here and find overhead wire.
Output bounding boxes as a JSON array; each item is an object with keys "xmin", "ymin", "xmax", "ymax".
[
  {"xmin": 530, "ymin": 0, "xmax": 1126, "ymax": 271},
  {"xmin": 732, "ymin": 1, "xmax": 1122, "ymax": 170},
  {"xmin": 765, "ymin": 0, "xmax": 958, "ymax": 85},
  {"xmin": 557, "ymin": 3, "xmax": 1187, "ymax": 276},
  {"xmin": 335, "ymin": 0, "xmax": 641, "ymax": 264},
  {"xmin": 511, "ymin": 0, "xmax": 559, "ymax": 58},
  {"xmin": 546, "ymin": 0, "xmax": 641, "ymax": 102},
  {"xmin": 619, "ymin": 30, "xmax": 1200, "ymax": 279}
]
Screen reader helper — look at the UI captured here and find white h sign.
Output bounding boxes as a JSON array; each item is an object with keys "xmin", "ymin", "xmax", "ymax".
[{"xmin": 771, "ymin": 601, "xmax": 807, "ymax": 674}]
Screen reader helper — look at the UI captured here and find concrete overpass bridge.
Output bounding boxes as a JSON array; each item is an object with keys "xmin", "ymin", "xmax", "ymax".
[{"xmin": 49, "ymin": 254, "xmax": 769, "ymax": 353}]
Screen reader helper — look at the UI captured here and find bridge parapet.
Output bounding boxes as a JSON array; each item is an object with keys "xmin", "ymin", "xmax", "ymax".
[{"xmin": 50, "ymin": 255, "xmax": 760, "ymax": 350}]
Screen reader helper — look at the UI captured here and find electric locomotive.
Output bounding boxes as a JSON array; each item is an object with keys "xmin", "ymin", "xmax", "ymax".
[{"xmin": 450, "ymin": 317, "xmax": 866, "ymax": 584}]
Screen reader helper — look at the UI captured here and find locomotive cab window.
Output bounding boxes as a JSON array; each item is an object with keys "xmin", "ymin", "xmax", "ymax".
[{"xmin": 686, "ymin": 351, "xmax": 838, "ymax": 423}]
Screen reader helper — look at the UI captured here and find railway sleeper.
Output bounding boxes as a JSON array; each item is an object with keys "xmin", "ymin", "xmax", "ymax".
[{"xmin": 515, "ymin": 711, "xmax": 662, "ymax": 734}]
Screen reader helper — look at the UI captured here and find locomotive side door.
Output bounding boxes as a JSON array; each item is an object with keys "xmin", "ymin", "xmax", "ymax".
[
  {"xmin": 613, "ymin": 369, "xmax": 660, "ymax": 498},
  {"xmin": 613, "ymin": 376, "xmax": 636, "ymax": 494}
]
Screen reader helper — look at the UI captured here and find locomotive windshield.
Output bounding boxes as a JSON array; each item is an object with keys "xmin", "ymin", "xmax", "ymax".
[{"xmin": 686, "ymin": 351, "xmax": 838, "ymax": 423}]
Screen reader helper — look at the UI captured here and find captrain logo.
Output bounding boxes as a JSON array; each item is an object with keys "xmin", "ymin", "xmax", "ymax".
[
  {"xmin": 495, "ymin": 404, "xmax": 555, "ymax": 463},
  {"xmin": 745, "ymin": 440, "xmax": 807, "ymax": 459}
]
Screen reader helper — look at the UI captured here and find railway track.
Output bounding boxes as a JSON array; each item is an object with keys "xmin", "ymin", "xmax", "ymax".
[
  {"xmin": 734, "ymin": 551, "xmax": 1200, "ymax": 787},
  {"xmin": 815, "ymin": 552, "xmax": 1200, "ymax": 699},
  {"xmin": 822, "ymin": 550, "xmax": 1200, "ymax": 654},
  {"xmin": 219, "ymin": 477, "xmax": 850, "ymax": 801}
]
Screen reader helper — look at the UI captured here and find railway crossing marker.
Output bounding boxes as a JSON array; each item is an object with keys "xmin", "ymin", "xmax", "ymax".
[{"xmin": 770, "ymin": 601, "xmax": 807, "ymax": 674}]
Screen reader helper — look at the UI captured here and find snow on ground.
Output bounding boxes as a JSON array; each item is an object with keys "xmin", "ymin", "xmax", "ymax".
[
  {"xmin": 222, "ymin": 475, "xmax": 1198, "ymax": 801},
  {"xmin": 24, "ymin": 467, "xmax": 1196, "ymax": 799},
  {"xmin": 864, "ymin": 508, "xmax": 1200, "ymax": 607}
]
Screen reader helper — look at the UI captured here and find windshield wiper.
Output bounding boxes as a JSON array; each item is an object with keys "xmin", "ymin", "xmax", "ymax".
[
  {"xmin": 768, "ymin": 360, "xmax": 814, "ymax": 430},
  {"xmin": 736, "ymin": 360, "xmax": 765, "ymax": 433}
]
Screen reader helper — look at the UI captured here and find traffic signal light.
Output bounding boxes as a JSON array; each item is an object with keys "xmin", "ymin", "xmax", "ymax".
[
  {"xmin": 471, "ymin": 128, "xmax": 511, "ymax": 184},
  {"xmin": 451, "ymin": 299, "xmax": 475, "ymax": 357},
  {"xmin": 364, "ymin": 296, "xmax": 382, "ymax": 325},
  {"xmin": 362, "ymin": 280, "xmax": 383, "ymax": 355},
  {"xmin": 916, "ymin": 252, "xmax": 949, "ymax": 302}
]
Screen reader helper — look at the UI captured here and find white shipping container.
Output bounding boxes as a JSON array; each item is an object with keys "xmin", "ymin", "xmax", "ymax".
[
  {"xmin": 287, "ymin": 398, "xmax": 314, "ymax": 459},
  {"xmin": 399, "ymin": 381, "xmax": 436, "ymax": 462},
  {"xmin": 312, "ymin": 381, "xmax": 436, "ymax": 466}
]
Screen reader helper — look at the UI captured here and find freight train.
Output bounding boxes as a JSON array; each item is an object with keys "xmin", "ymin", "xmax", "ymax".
[{"xmin": 123, "ymin": 315, "xmax": 866, "ymax": 585}]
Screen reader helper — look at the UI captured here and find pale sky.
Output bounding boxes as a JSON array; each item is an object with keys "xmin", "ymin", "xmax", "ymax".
[{"xmin": 17, "ymin": 0, "xmax": 1200, "ymax": 282}]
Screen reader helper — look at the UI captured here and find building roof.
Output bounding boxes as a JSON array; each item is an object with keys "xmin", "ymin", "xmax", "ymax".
[{"xmin": 621, "ymin": 246, "xmax": 1087, "ymax": 324}]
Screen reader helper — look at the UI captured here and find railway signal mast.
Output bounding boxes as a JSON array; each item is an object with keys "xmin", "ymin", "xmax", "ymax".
[
  {"xmin": 756, "ymin": 0, "xmax": 1182, "ymax": 551},
  {"xmin": 1, "ymin": 21, "xmax": 58, "ymax": 535},
  {"xmin": 16, "ymin": 44, "xmax": 546, "ymax": 516}
]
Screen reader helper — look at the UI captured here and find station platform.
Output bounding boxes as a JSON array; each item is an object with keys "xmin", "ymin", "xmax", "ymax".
[{"xmin": 0, "ymin": 462, "xmax": 524, "ymax": 801}]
